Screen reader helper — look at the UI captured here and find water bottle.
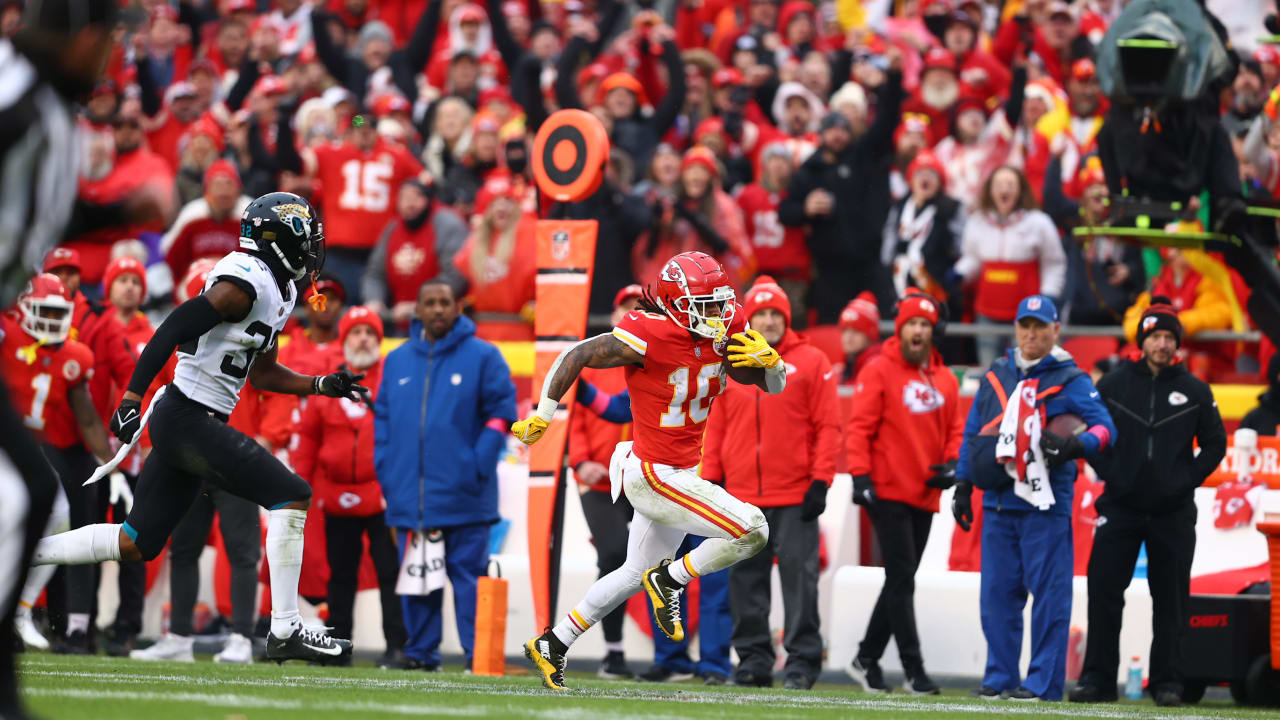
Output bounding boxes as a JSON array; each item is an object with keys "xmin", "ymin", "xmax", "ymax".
[{"xmin": 1125, "ymin": 656, "xmax": 1143, "ymax": 700}]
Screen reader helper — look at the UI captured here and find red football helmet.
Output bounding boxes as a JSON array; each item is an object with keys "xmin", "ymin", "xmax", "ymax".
[
  {"xmin": 175, "ymin": 258, "xmax": 220, "ymax": 305},
  {"xmin": 18, "ymin": 273, "xmax": 74, "ymax": 344},
  {"xmin": 653, "ymin": 251, "xmax": 735, "ymax": 340}
]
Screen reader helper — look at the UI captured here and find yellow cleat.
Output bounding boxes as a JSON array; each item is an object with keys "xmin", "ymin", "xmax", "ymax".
[
  {"xmin": 523, "ymin": 630, "xmax": 568, "ymax": 690},
  {"xmin": 641, "ymin": 560, "xmax": 685, "ymax": 642}
]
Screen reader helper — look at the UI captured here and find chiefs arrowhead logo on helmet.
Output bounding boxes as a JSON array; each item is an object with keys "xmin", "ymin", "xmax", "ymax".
[
  {"xmin": 18, "ymin": 273, "xmax": 75, "ymax": 345},
  {"xmin": 653, "ymin": 252, "xmax": 735, "ymax": 341}
]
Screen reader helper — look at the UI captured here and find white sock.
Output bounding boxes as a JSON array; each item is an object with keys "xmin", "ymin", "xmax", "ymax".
[
  {"xmin": 67, "ymin": 613, "xmax": 89, "ymax": 635},
  {"xmin": 266, "ymin": 508, "xmax": 306, "ymax": 638},
  {"xmin": 604, "ymin": 641, "xmax": 624, "ymax": 653},
  {"xmin": 552, "ymin": 606, "xmax": 594, "ymax": 648},
  {"xmin": 667, "ymin": 555, "xmax": 698, "ymax": 585},
  {"xmin": 32, "ymin": 524, "xmax": 121, "ymax": 565}
]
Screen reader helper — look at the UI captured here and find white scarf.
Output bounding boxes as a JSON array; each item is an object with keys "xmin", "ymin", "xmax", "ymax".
[
  {"xmin": 891, "ymin": 199, "xmax": 937, "ymax": 298},
  {"xmin": 994, "ymin": 378, "xmax": 1055, "ymax": 510},
  {"xmin": 396, "ymin": 529, "xmax": 447, "ymax": 596}
]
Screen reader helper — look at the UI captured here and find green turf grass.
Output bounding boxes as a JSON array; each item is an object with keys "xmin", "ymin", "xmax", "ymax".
[{"xmin": 17, "ymin": 654, "xmax": 1275, "ymax": 719}]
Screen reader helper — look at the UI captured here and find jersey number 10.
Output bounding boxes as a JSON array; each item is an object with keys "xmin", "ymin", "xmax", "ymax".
[{"xmin": 660, "ymin": 363, "xmax": 722, "ymax": 428}]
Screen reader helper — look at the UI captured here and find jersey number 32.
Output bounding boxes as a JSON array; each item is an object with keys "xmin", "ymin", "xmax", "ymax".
[{"xmin": 221, "ymin": 321, "xmax": 277, "ymax": 379}]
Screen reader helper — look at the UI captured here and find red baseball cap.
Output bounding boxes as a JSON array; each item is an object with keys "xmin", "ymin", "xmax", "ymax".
[
  {"xmin": 42, "ymin": 247, "xmax": 82, "ymax": 273},
  {"xmin": 922, "ymin": 47, "xmax": 956, "ymax": 73},
  {"xmin": 305, "ymin": 276, "xmax": 347, "ymax": 304},
  {"xmin": 712, "ymin": 67, "xmax": 744, "ymax": 90},
  {"xmin": 613, "ymin": 284, "xmax": 644, "ymax": 309}
]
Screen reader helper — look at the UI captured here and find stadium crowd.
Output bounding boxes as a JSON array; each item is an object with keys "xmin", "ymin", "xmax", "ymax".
[{"xmin": 3, "ymin": 0, "xmax": 1276, "ymax": 707}]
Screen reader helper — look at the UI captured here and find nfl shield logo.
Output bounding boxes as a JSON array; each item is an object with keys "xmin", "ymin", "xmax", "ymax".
[
  {"xmin": 1028, "ymin": 297, "xmax": 1042, "ymax": 310},
  {"xmin": 551, "ymin": 231, "xmax": 570, "ymax": 261}
]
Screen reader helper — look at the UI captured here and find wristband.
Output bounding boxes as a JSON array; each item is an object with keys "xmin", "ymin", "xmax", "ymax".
[
  {"xmin": 311, "ymin": 375, "xmax": 322, "ymax": 394},
  {"xmin": 535, "ymin": 396, "xmax": 559, "ymax": 422}
]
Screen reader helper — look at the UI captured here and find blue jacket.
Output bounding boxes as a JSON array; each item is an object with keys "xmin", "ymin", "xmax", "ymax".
[
  {"xmin": 374, "ymin": 315, "xmax": 517, "ymax": 530},
  {"xmin": 957, "ymin": 346, "xmax": 1115, "ymax": 516}
]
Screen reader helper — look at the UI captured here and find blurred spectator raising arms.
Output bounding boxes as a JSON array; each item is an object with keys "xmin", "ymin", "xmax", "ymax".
[{"xmin": 955, "ymin": 166, "xmax": 1066, "ymax": 367}]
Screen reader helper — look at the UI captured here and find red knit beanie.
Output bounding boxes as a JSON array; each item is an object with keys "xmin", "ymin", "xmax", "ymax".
[
  {"xmin": 339, "ymin": 305, "xmax": 384, "ymax": 345},
  {"xmin": 894, "ymin": 293, "xmax": 940, "ymax": 337},
  {"xmin": 839, "ymin": 291, "xmax": 880, "ymax": 339},
  {"xmin": 103, "ymin": 256, "xmax": 147, "ymax": 302},
  {"xmin": 742, "ymin": 275, "xmax": 792, "ymax": 328}
]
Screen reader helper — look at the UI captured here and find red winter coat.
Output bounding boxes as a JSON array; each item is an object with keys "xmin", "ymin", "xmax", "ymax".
[
  {"xmin": 72, "ymin": 294, "xmax": 135, "ymax": 424},
  {"xmin": 845, "ymin": 336, "xmax": 964, "ymax": 512},
  {"xmin": 702, "ymin": 330, "xmax": 840, "ymax": 507},
  {"xmin": 294, "ymin": 359, "xmax": 386, "ymax": 517}
]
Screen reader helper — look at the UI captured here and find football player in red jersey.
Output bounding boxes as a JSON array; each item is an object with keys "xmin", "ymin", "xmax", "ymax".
[
  {"xmin": 1, "ymin": 274, "xmax": 115, "ymax": 653},
  {"xmin": 512, "ymin": 251, "xmax": 787, "ymax": 690}
]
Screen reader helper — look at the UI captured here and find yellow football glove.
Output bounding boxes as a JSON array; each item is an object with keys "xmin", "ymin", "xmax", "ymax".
[
  {"xmin": 726, "ymin": 329, "xmax": 781, "ymax": 369},
  {"xmin": 511, "ymin": 415, "xmax": 549, "ymax": 445}
]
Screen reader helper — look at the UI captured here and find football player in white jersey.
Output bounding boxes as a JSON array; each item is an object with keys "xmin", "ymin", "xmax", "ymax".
[{"xmin": 32, "ymin": 192, "xmax": 366, "ymax": 663}]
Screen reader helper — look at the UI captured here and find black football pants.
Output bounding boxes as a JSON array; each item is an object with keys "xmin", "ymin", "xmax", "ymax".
[
  {"xmin": 1080, "ymin": 498, "xmax": 1197, "ymax": 695},
  {"xmin": 123, "ymin": 386, "xmax": 311, "ymax": 562}
]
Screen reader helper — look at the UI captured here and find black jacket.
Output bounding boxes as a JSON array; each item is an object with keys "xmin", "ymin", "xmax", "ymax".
[
  {"xmin": 779, "ymin": 70, "xmax": 903, "ymax": 322},
  {"xmin": 1092, "ymin": 358, "xmax": 1226, "ymax": 514},
  {"xmin": 1241, "ymin": 389, "xmax": 1280, "ymax": 437}
]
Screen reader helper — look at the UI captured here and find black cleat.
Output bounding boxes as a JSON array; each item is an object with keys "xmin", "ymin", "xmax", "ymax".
[
  {"xmin": 703, "ymin": 671, "xmax": 730, "ymax": 686},
  {"xmin": 972, "ymin": 686, "xmax": 1002, "ymax": 700},
  {"xmin": 52, "ymin": 630, "xmax": 91, "ymax": 655},
  {"xmin": 597, "ymin": 650, "xmax": 633, "ymax": 679},
  {"xmin": 637, "ymin": 664, "xmax": 694, "ymax": 682},
  {"xmin": 523, "ymin": 629, "xmax": 568, "ymax": 690},
  {"xmin": 265, "ymin": 625, "xmax": 351, "ymax": 665},
  {"xmin": 903, "ymin": 669, "xmax": 941, "ymax": 695},
  {"xmin": 1003, "ymin": 686, "xmax": 1041, "ymax": 701},
  {"xmin": 1153, "ymin": 690, "xmax": 1181, "ymax": 707},
  {"xmin": 1068, "ymin": 684, "xmax": 1117, "ymax": 703},
  {"xmin": 641, "ymin": 560, "xmax": 685, "ymax": 642},
  {"xmin": 846, "ymin": 657, "xmax": 889, "ymax": 693}
]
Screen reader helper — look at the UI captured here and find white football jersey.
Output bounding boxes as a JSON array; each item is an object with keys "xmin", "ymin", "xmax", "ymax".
[{"xmin": 172, "ymin": 251, "xmax": 296, "ymax": 414}]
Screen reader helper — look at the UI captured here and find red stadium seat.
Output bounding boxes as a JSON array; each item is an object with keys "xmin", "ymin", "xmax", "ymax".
[
  {"xmin": 1061, "ymin": 336, "xmax": 1119, "ymax": 373},
  {"xmin": 804, "ymin": 324, "xmax": 845, "ymax": 365}
]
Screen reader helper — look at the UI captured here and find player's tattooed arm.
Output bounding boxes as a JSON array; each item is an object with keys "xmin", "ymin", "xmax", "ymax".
[
  {"xmin": 68, "ymin": 382, "xmax": 115, "ymax": 464},
  {"xmin": 543, "ymin": 334, "xmax": 642, "ymax": 402}
]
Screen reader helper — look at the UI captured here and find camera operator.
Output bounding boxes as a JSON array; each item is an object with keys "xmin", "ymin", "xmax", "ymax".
[{"xmin": 1071, "ymin": 303, "xmax": 1226, "ymax": 707}]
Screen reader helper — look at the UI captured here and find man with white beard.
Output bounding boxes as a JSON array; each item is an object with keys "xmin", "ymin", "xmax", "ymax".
[{"xmin": 292, "ymin": 307, "xmax": 409, "ymax": 669}]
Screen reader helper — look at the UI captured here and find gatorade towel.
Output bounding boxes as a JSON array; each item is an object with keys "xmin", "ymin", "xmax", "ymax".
[{"xmin": 528, "ymin": 219, "xmax": 598, "ymax": 630}]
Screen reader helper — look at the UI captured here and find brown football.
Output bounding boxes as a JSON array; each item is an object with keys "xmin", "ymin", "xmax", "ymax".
[{"xmin": 1046, "ymin": 413, "xmax": 1086, "ymax": 436}]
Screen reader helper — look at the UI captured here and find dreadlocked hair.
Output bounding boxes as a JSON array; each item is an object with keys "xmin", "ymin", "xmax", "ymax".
[{"xmin": 638, "ymin": 285, "xmax": 665, "ymax": 316}]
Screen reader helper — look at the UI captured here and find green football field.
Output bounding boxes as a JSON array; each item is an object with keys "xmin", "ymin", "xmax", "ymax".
[{"xmin": 15, "ymin": 654, "xmax": 1280, "ymax": 720}]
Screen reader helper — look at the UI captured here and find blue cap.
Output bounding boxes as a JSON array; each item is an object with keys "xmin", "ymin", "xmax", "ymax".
[{"xmin": 1015, "ymin": 295, "xmax": 1058, "ymax": 324}]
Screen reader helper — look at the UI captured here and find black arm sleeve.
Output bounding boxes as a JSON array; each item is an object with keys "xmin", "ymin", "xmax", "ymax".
[
  {"xmin": 830, "ymin": 49, "xmax": 853, "ymax": 94},
  {"xmin": 487, "ymin": 0, "xmax": 525, "ymax": 72},
  {"xmin": 136, "ymin": 57, "xmax": 162, "ymax": 117},
  {"xmin": 403, "ymin": 0, "xmax": 443, "ymax": 79},
  {"xmin": 555, "ymin": 35, "xmax": 588, "ymax": 110},
  {"xmin": 862, "ymin": 70, "xmax": 904, "ymax": 158},
  {"xmin": 1004, "ymin": 65, "xmax": 1026, "ymax": 128},
  {"xmin": 649, "ymin": 40, "xmax": 687, "ymax": 136},
  {"xmin": 589, "ymin": 0, "xmax": 624, "ymax": 56},
  {"xmin": 310, "ymin": 9, "xmax": 352, "ymax": 87},
  {"xmin": 224, "ymin": 57, "xmax": 262, "ymax": 112},
  {"xmin": 512, "ymin": 54, "xmax": 549, "ymax": 132},
  {"xmin": 126, "ymin": 295, "xmax": 225, "ymax": 396},
  {"xmin": 274, "ymin": 108, "xmax": 303, "ymax": 175}
]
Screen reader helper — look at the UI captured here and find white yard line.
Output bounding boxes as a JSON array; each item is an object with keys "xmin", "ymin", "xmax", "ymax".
[{"xmin": 19, "ymin": 662, "xmax": 1255, "ymax": 720}]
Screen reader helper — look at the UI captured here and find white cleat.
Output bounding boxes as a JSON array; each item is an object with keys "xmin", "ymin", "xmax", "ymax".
[
  {"xmin": 129, "ymin": 632, "xmax": 195, "ymax": 662},
  {"xmin": 15, "ymin": 613, "xmax": 48, "ymax": 651},
  {"xmin": 214, "ymin": 632, "xmax": 254, "ymax": 664}
]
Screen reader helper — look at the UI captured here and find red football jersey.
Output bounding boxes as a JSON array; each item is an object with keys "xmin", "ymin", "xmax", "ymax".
[
  {"xmin": 1213, "ymin": 478, "xmax": 1263, "ymax": 530},
  {"xmin": 611, "ymin": 307, "xmax": 747, "ymax": 468},
  {"xmin": 736, "ymin": 184, "xmax": 810, "ymax": 276},
  {"xmin": 0, "ymin": 316, "xmax": 95, "ymax": 449},
  {"xmin": 313, "ymin": 139, "xmax": 424, "ymax": 249}
]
